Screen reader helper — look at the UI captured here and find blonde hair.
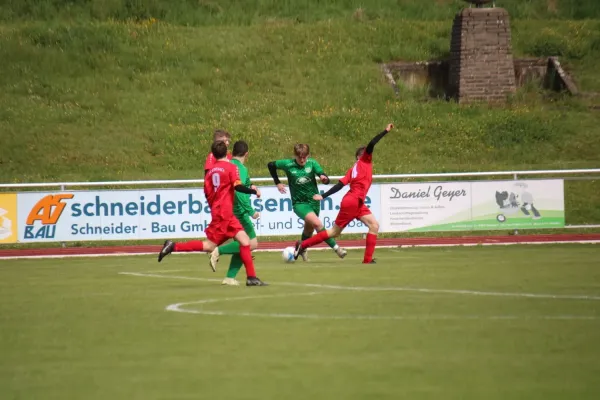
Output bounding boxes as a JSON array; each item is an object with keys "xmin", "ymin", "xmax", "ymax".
[
  {"xmin": 294, "ymin": 144, "xmax": 310, "ymax": 157},
  {"xmin": 213, "ymin": 129, "xmax": 231, "ymax": 141}
]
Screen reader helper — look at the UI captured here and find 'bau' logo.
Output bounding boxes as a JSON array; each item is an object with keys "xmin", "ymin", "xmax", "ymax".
[
  {"xmin": 0, "ymin": 208, "xmax": 13, "ymax": 240},
  {"xmin": 24, "ymin": 194, "xmax": 74, "ymax": 239},
  {"xmin": 0, "ymin": 193, "xmax": 18, "ymax": 243}
]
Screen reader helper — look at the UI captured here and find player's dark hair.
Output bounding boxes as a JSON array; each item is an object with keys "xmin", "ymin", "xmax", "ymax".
[
  {"xmin": 213, "ymin": 129, "xmax": 231, "ymax": 141},
  {"xmin": 232, "ymin": 140, "xmax": 249, "ymax": 157},
  {"xmin": 355, "ymin": 146, "xmax": 366, "ymax": 160},
  {"xmin": 211, "ymin": 141, "xmax": 228, "ymax": 159},
  {"xmin": 294, "ymin": 144, "xmax": 310, "ymax": 157}
]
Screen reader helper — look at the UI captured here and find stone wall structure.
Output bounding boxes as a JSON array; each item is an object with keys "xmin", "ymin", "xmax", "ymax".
[{"xmin": 448, "ymin": 7, "xmax": 516, "ymax": 103}]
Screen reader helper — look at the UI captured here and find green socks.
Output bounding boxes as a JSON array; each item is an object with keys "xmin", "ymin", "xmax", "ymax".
[
  {"xmin": 226, "ymin": 254, "xmax": 243, "ymax": 278},
  {"xmin": 320, "ymin": 228, "xmax": 338, "ymax": 249},
  {"xmin": 218, "ymin": 241, "xmax": 240, "ymax": 255}
]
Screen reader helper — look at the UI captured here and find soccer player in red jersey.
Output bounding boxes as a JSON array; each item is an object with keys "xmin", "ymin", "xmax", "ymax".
[
  {"xmin": 293, "ymin": 123, "xmax": 394, "ymax": 264},
  {"xmin": 204, "ymin": 129, "xmax": 233, "ymax": 174},
  {"xmin": 158, "ymin": 141, "xmax": 267, "ymax": 286}
]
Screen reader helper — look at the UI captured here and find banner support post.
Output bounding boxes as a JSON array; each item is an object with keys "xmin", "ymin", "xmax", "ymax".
[
  {"xmin": 60, "ymin": 184, "xmax": 66, "ymax": 248},
  {"xmin": 513, "ymin": 173, "xmax": 519, "ymax": 236}
]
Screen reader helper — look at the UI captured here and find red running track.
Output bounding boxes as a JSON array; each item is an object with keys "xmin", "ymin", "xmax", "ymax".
[{"xmin": 0, "ymin": 233, "xmax": 599, "ymax": 258}]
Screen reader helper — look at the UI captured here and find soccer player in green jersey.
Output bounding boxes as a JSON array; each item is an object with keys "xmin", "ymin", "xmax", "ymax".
[
  {"xmin": 267, "ymin": 144, "xmax": 347, "ymax": 261},
  {"xmin": 209, "ymin": 140, "xmax": 261, "ymax": 285}
]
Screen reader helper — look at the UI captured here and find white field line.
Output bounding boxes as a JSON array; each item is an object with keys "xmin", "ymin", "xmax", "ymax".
[
  {"xmin": 0, "ymin": 246, "xmax": 380, "ymax": 260},
  {"xmin": 166, "ymin": 291, "xmax": 325, "ymax": 312},
  {"xmin": 0, "ymin": 253, "xmax": 157, "ymax": 260},
  {"xmin": 119, "ymin": 271, "xmax": 600, "ymax": 301},
  {"xmin": 167, "ymin": 292, "xmax": 600, "ymax": 321},
  {"xmin": 2, "ymin": 240, "xmax": 599, "ymax": 260}
]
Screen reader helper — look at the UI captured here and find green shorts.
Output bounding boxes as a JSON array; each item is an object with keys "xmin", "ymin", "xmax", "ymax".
[
  {"xmin": 235, "ymin": 212, "xmax": 257, "ymax": 240},
  {"xmin": 293, "ymin": 202, "xmax": 320, "ymax": 220}
]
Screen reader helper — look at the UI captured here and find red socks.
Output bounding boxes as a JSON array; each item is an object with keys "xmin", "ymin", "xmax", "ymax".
[
  {"xmin": 239, "ymin": 245, "xmax": 256, "ymax": 277},
  {"xmin": 363, "ymin": 233, "xmax": 377, "ymax": 263},
  {"xmin": 301, "ymin": 229, "xmax": 330, "ymax": 249},
  {"xmin": 174, "ymin": 240, "xmax": 204, "ymax": 252}
]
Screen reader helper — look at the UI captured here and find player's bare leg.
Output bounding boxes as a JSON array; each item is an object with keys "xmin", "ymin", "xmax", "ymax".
[
  {"xmin": 234, "ymin": 231, "xmax": 267, "ymax": 286},
  {"xmin": 299, "ymin": 219, "xmax": 314, "ymax": 262},
  {"xmin": 305, "ymin": 212, "xmax": 347, "ymax": 259},
  {"xmin": 359, "ymin": 213, "xmax": 379, "ymax": 264}
]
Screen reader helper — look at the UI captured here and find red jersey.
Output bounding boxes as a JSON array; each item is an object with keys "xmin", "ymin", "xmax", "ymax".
[
  {"xmin": 204, "ymin": 152, "xmax": 232, "ymax": 172},
  {"xmin": 340, "ymin": 152, "xmax": 373, "ymax": 202},
  {"xmin": 204, "ymin": 160, "xmax": 241, "ymax": 219}
]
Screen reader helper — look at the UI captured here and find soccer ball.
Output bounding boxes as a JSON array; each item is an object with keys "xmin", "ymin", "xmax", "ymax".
[{"xmin": 282, "ymin": 247, "xmax": 296, "ymax": 263}]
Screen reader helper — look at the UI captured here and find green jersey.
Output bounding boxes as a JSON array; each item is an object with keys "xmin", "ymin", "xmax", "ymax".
[
  {"xmin": 274, "ymin": 158, "xmax": 325, "ymax": 204},
  {"xmin": 231, "ymin": 159, "xmax": 254, "ymax": 216}
]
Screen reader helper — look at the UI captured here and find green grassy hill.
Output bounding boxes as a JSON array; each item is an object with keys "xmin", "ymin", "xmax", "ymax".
[
  {"xmin": 0, "ymin": 0, "xmax": 599, "ymax": 224},
  {"xmin": 2, "ymin": 0, "xmax": 600, "ymax": 23}
]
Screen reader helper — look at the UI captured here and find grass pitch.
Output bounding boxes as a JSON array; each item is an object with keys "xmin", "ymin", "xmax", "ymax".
[{"xmin": 1, "ymin": 245, "xmax": 600, "ymax": 399}]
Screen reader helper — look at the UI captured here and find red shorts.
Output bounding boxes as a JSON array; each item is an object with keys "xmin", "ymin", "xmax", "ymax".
[
  {"xmin": 334, "ymin": 195, "xmax": 372, "ymax": 229},
  {"xmin": 205, "ymin": 216, "xmax": 243, "ymax": 245}
]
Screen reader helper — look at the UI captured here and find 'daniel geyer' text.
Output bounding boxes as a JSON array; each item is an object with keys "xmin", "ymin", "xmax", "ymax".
[{"xmin": 390, "ymin": 185, "xmax": 467, "ymax": 202}]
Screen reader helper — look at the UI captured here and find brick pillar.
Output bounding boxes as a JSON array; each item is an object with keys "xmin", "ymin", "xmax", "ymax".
[{"xmin": 448, "ymin": 7, "xmax": 516, "ymax": 103}]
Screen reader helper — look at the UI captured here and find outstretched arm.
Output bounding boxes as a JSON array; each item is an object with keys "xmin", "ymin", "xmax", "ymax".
[
  {"xmin": 313, "ymin": 181, "xmax": 345, "ymax": 201},
  {"xmin": 321, "ymin": 182, "xmax": 344, "ymax": 199},
  {"xmin": 366, "ymin": 123, "xmax": 394, "ymax": 155},
  {"xmin": 267, "ymin": 162, "xmax": 281, "ymax": 185},
  {"xmin": 235, "ymin": 185, "xmax": 258, "ymax": 196},
  {"xmin": 268, "ymin": 161, "xmax": 287, "ymax": 194}
]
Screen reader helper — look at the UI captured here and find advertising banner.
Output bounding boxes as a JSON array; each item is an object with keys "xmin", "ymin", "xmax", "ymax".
[
  {"xmin": 380, "ymin": 180, "xmax": 564, "ymax": 232},
  {"xmin": 0, "ymin": 193, "xmax": 18, "ymax": 244},
  {"xmin": 6, "ymin": 179, "xmax": 564, "ymax": 243},
  {"xmin": 380, "ymin": 182, "xmax": 472, "ymax": 232},
  {"xmin": 15, "ymin": 185, "xmax": 381, "ymax": 243}
]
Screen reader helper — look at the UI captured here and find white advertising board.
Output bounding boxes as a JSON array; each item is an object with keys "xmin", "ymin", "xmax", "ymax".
[
  {"xmin": 15, "ymin": 185, "xmax": 381, "ymax": 242},
  {"xmin": 380, "ymin": 180, "xmax": 564, "ymax": 232}
]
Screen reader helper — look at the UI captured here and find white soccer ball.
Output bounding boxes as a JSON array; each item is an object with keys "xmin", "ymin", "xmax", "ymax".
[{"xmin": 282, "ymin": 247, "xmax": 296, "ymax": 263}]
